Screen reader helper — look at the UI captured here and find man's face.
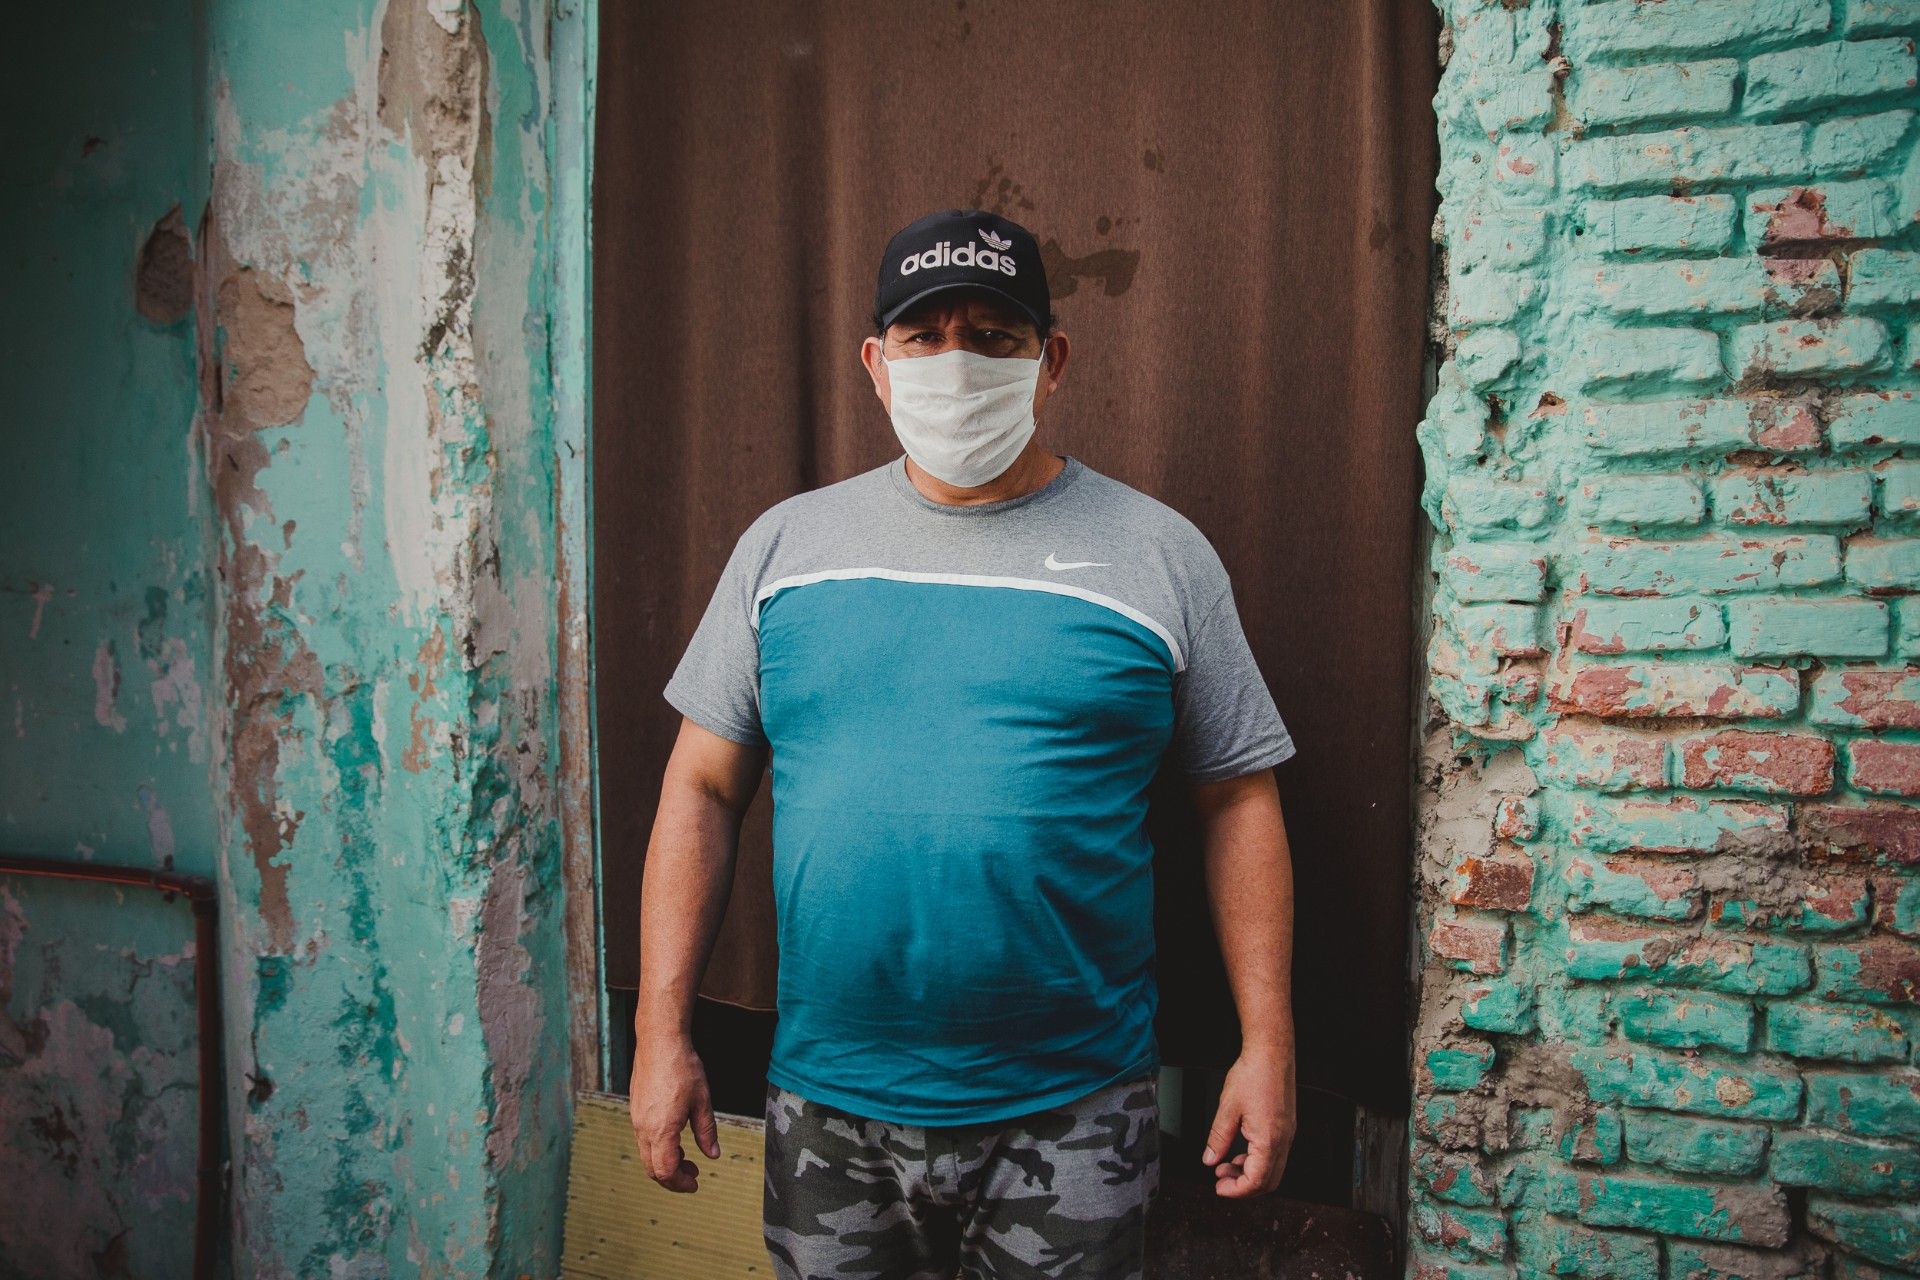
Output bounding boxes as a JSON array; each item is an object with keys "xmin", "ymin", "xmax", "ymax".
[{"xmin": 860, "ymin": 289, "xmax": 1069, "ymax": 419}]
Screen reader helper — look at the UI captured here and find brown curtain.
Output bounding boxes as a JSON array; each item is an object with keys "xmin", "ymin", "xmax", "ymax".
[{"xmin": 593, "ymin": 0, "xmax": 1437, "ymax": 1114}]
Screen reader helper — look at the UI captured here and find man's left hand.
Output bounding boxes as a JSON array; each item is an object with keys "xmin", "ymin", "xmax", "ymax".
[{"xmin": 1199, "ymin": 1044, "xmax": 1297, "ymax": 1197}]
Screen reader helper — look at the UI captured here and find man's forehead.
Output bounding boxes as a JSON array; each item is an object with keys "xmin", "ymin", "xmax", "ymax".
[{"xmin": 889, "ymin": 289, "xmax": 1033, "ymax": 330}]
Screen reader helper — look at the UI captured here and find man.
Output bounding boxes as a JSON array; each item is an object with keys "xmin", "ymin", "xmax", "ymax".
[{"xmin": 631, "ymin": 208, "xmax": 1300, "ymax": 1280}]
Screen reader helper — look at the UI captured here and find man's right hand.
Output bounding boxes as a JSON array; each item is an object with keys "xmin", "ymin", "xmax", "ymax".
[{"xmin": 629, "ymin": 1036, "xmax": 723, "ymax": 1193}]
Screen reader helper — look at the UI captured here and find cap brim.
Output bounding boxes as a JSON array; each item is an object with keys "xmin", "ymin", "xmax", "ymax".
[{"xmin": 878, "ymin": 281, "xmax": 1047, "ymax": 334}]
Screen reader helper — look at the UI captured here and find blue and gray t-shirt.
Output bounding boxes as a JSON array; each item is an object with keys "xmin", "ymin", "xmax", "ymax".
[{"xmin": 663, "ymin": 451, "xmax": 1296, "ymax": 1125}]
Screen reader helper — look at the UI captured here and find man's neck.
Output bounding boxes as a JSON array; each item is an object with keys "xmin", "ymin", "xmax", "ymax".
[{"xmin": 903, "ymin": 444, "xmax": 1065, "ymax": 507}]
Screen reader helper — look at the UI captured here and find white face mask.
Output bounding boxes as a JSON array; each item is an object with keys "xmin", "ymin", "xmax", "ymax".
[{"xmin": 883, "ymin": 347, "xmax": 1046, "ymax": 488}]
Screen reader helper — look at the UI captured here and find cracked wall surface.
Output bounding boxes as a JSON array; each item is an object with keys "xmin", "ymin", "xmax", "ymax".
[
  {"xmin": 5, "ymin": 1, "xmax": 574, "ymax": 1276},
  {"xmin": 1412, "ymin": 2, "xmax": 1920, "ymax": 1276},
  {"xmin": 1, "ymin": 5, "xmax": 215, "ymax": 1275}
]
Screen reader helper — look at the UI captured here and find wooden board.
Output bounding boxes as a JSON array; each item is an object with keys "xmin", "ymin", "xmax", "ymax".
[{"xmin": 563, "ymin": 1091, "xmax": 771, "ymax": 1279}]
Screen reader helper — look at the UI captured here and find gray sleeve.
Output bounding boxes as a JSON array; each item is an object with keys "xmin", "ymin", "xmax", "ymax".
[
  {"xmin": 1170, "ymin": 585, "xmax": 1297, "ymax": 783},
  {"xmin": 661, "ymin": 526, "xmax": 770, "ymax": 748}
]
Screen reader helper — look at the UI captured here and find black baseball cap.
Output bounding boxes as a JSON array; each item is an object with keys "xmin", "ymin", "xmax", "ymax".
[{"xmin": 874, "ymin": 209, "xmax": 1050, "ymax": 334}]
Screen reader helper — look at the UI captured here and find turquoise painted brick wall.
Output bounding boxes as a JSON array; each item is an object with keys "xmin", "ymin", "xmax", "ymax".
[{"xmin": 1415, "ymin": 0, "xmax": 1920, "ymax": 1275}]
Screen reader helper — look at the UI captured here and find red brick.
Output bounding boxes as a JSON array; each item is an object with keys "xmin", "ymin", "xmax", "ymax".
[
  {"xmin": 1495, "ymin": 795, "xmax": 1540, "ymax": 839},
  {"xmin": 1431, "ymin": 916, "xmax": 1511, "ymax": 975},
  {"xmin": 1801, "ymin": 802, "xmax": 1920, "ymax": 866},
  {"xmin": 1814, "ymin": 667, "xmax": 1920, "ymax": 729},
  {"xmin": 1538, "ymin": 727, "xmax": 1669, "ymax": 790},
  {"xmin": 1679, "ymin": 729, "xmax": 1835, "ymax": 794},
  {"xmin": 1452, "ymin": 854, "xmax": 1536, "ymax": 912},
  {"xmin": 1849, "ymin": 739, "xmax": 1920, "ymax": 796}
]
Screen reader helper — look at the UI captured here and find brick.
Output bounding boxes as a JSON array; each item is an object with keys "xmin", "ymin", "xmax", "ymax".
[
  {"xmin": 1615, "ymin": 988, "xmax": 1754, "ymax": 1051},
  {"xmin": 1678, "ymin": 729, "xmax": 1835, "ymax": 794},
  {"xmin": 1572, "ymin": 59, "xmax": 1738, "ymax": 128},
  {"xmin": 1830, "ymin": 391, "xmax": 1920, "ymax": 449},
  {"xmin": 1463, "ymin": 64, "xmax": 1559, "ymax": 137},
  {"xmin": 1849, "ymin": 0, "xmax": 1920, "ymax": 35},
  {"xmin": 1573, "ymin": 535, "xmax": 1841, "ymax": 595},
  {"xmin": 1807, "ymin": 1195, "xmax": 1920, "ymax": 1270},
  {"xmin": 1799, "ymin": 801, "xmax": 1920, "ymax": 865},
  {"xmin": 1846, "ymin": 536, "xmax": 1920, "ymax": 591},
  {"xmin": 1587, "ymin": 194, "xmax": 1737, "ymax": 258},
  {"xmin": 1850, "ymin": 739, "xmax": 1920, "ymax": 796},
  {"xmin": 1449, "ymin": 199, "xmax": 1550, "ymax": 268},
  {"xmin": 1850, "ymin": 250, "xmax": 1920, "ymax": 310},
  {"xmin": 1448, "ymin": 267, "xmax": 1539, "ymax": 329},
  {"xmin": 1582, "ymin": 326, "xmax": 1721, "ymax": 388},
  {"xmin": 1746, "ymin": 181, "xmax": 1902, "ymax": 246},
  {"xmin": 1490, "ymin": 136, "xmax": 1556, "ymax": 201},
  {"xmin": 1412, "ymin": 1199, "xmax": 1509, "ymax": 1260},
  {"xmin": 1809, "ymin": 109, "xmax": 1915, "ymax": 171},
  {"xmin": 1764, "ymin": 1000, "xmax": 1913, "ymax": 1062},
  {"xmin": 1572, "ymin": 474, "xmax": 1704, "ymax": 527},
  {"xmin": 1565, "ymin": 0, "xmax": 1830, "ymax": 59},
  {"xmin": 1454, "ymin": 603, "xmax": 1545, "ymax": 663},
  {"xmin": 1565, "ymin": 919, "xmax": 1811, "ymax": 995},
  {"xmin": 1726, "ymin": 598, "xmax": 1888, "ymax": 660},
  {"xmin": 1773, "ymin": 1128, "xmax": 1920, "ymax": 1197},
  {"xmin": 1414, "ymin": 1149, "xmax": 1498, "ymax": 1207},
  {"xmin": 1582, "ymin": 395, "xmax": 1822, "ymax": 458},
  {"xmin": 1462, "ymin": 977, "xmax": 1537, "ymax": 1034},
  {"xmin": 1411, "ymin": 1255, "xmax": 1510, "ymax": 1280},
  {"xmin": 1536, "ymin": 726, "xmax": 1669, "ymax": 790},
  {"xmin": 1877, "ymin": 460, "xmax": 1920, "ymax": 520},
  {"xmin": 1512, "ymin": 1214, "xmax": 1659, "ymax": 1280},
  {"xmin": 1444, "ymin": 476, "xmax": 1553, "ymax": 534},
  {"xmin": 1426, "ymin": 1040, "xmax": 1499, "ymax": 1091},
  {"xmin": 1549, "ymin": 661, "xmax": 1800, "ymax": 719},
  {"xmin": 1807, "ymin": 1069, "xmax": 1920, "ymax": 1140},
  {"xmin": 1455, "ymin": 328, "xmax": 1520, "ymax": 389},
  {"xmin": 1568, "ymin": 121, "xmax": 1807, "ymax": 192},
  {"xmin": 1732, "ymin": 317, "xmax": 1891, "ymax": 379},
  {"xmin": 1587, "ymin": 257, "xmax": 1840, "ymax": 318},
  {"xmin": 1451, "ymin": 851, "xmax": 1535, "ymax": 911},
  {"xmin": 1810, "ymin": 667, "xmax": 1920, "ymax": 728},
  {"xmin": 1668, "ymin": 1239, "xmax": 1826, "ymax": 1280},
  {"xmin": 1621, "ymin": 1109, "xmax": 1769, "ymax": 1176},
  {"xmin": 1745, "ymin": 37, "xmax": 1919, "ymax": 116},
  {"xmin": 1711, "ymin": 871, "xmax": 1872, "ymax": 933},
  {"xmin": 1494, "ymin": 793, "xmax": 1539, "ymax": 839},
  {"xmin": 1442, "ymin": 543, "xmax": 1548, "ymax": 603},
  {"xmin": 1711, "ymin": 468, "xmax": 1873, "ymax": 527},
  {"xmin": 1560, "ymin": 1106, "xmax": 1626, "ymax": 1166},
  {"xmin": 1568, "ymin": 598, "xmax": 1725, "ymax": 654},
  {"xmin": 1431, "ymin": 914, "xmax": 1511, "ymax": 974},
  {"xmin": 1874, "ymin": 872, "xmax": 1920, "ymax": 937},
  {"xmin": 1567, "ymin": 794, "xmax": 1790, "ymax": 854},
  {"xmin": 1567, "ymin": 855, "xmax": 1702, "ymax": 921},
  {"xmin": 1540, "ymin": 1166, "xmax": 1790, "ymax": 1246},
  {"xmin": 1895, "ymin": 599, "xmax": 1920, "ymax": 660},
  {"xmin": 1815, "ymin": 938, "xmax": 1920, "ymax": 1003},
  {"xmin": 1571, "ymin": 1042, "xmax": 1804, "ymax": 1120}
]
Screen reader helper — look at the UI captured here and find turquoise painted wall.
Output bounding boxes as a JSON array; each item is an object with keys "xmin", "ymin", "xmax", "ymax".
[
  {"xmin": 1, "ymin": 4, "xmax": 215, "ymax": 1275},
  {"xmin": 2, "ymin": 1, "xmax": 577, "ymax": 1275},
  {"xmin": 1414, "ymin": 1, "xmax": 1920, "ymax": 1275}
]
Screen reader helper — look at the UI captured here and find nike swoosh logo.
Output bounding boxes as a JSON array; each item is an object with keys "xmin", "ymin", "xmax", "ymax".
[{"xmin": 1044, "ymin": 552, "xmax": 1112, "ymax": 571}]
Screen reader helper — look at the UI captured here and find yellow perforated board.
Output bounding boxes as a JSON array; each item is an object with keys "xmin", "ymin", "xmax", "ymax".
[{"xmin": 563, "ymin": 1090, "xmax": 772, "ymax": 1279}]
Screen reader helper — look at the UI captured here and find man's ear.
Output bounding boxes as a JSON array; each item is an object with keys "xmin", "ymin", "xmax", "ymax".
[
  {"xmin": 861, "ymin": 335, "xmax": 891, "ymax": 411},
  {"xmin": 1041, "ymin": 331, "xmax": 1071, "ymax": 393}
]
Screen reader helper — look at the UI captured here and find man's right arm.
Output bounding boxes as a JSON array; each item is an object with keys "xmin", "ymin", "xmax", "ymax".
[{"xmin": 628, "ymin": 715, "xmax": 769, "ymax": 1193}]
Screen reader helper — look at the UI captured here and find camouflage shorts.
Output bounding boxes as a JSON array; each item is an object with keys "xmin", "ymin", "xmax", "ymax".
[{"xmin": 762, "ymin": 1073, "xmax": 1162, "ymax": 1280}]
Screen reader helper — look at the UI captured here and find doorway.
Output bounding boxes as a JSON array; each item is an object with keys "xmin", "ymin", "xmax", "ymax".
[{"xmin": 590, "ymin": 0, "xmax": 1437, "ymax": 1223}]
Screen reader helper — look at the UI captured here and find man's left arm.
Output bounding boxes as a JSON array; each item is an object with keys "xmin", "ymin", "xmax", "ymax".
[{"xmin": 1191, "ymin": 766, "xmax": 1297, "ymax": 1198}]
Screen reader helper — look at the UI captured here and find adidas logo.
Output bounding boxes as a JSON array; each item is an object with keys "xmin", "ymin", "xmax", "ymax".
[{"xmin": 900, "ymin": 238, "xmax": 1018, "ymax": 278}]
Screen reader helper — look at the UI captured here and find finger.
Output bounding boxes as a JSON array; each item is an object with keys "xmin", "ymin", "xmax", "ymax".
[
  {"xmin": 1201, "ymin": 1105, "xmax": 1244, "ymax": 1166},
  {"xmin": 692, "ymin": 1092, "xmax": 722, "ymax": 1160},
  {"xmin": 1237, "ymin": 1139, "xmax": 1274, "ymax": 1193},
  {"xmin": 647, "ymin": 1128, "xmax": 694, "ymax": 1187}
]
